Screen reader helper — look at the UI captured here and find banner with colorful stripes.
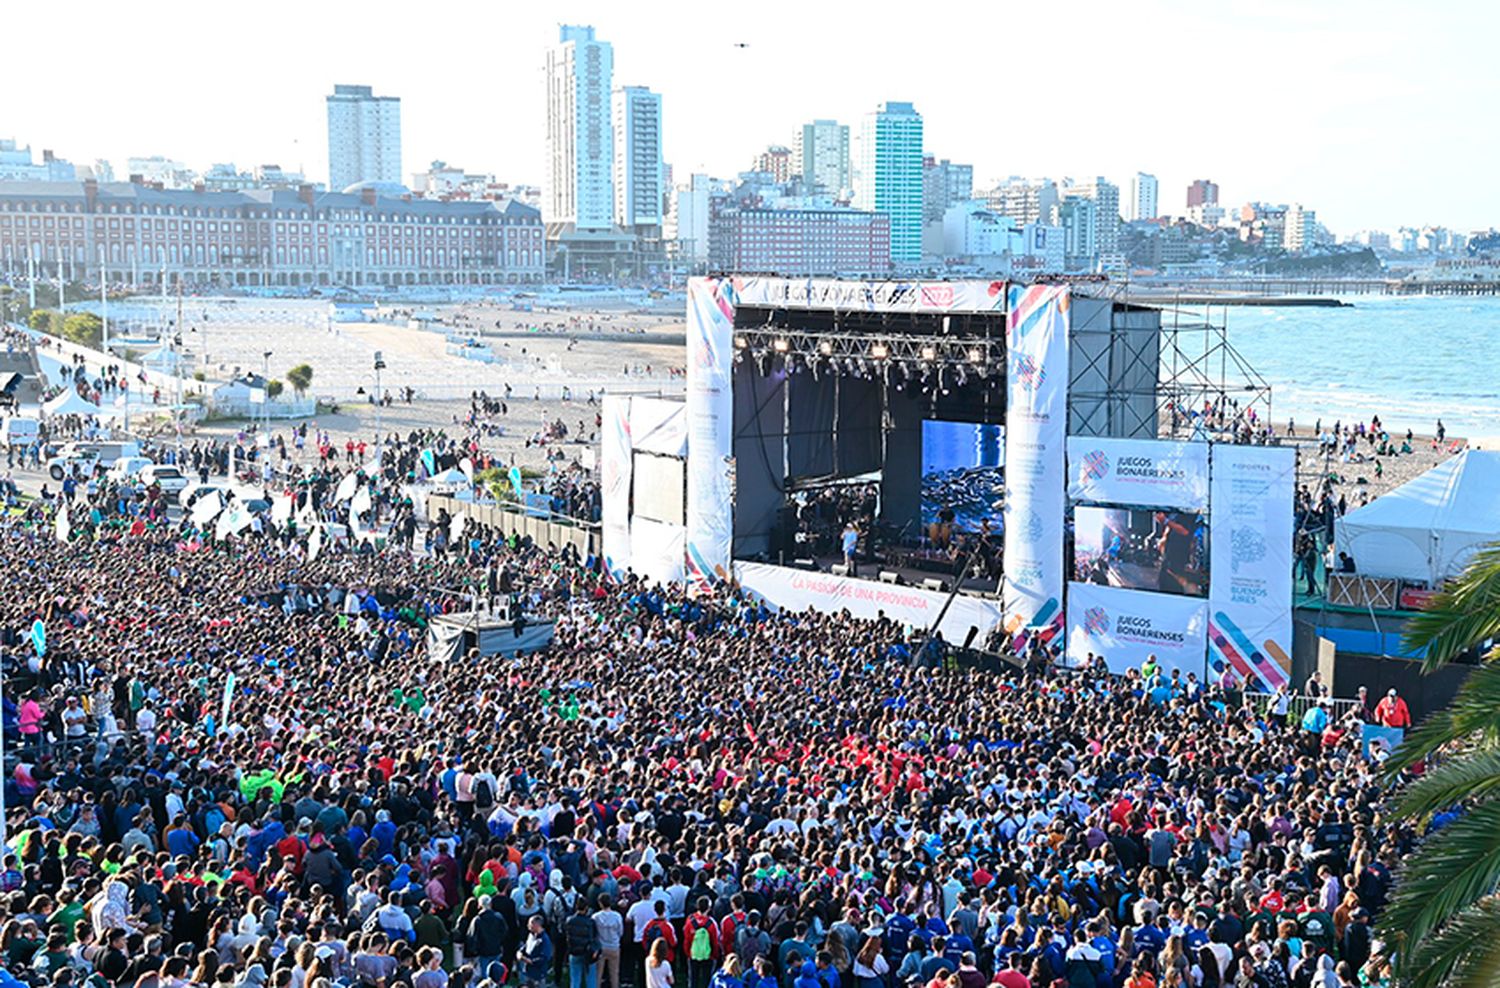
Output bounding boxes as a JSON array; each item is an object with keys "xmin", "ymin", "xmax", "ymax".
[
  {"xmin": 1002, "ymin": 285, "xmax": 1070, "ymax": 650},
  {"xmin": 684, "ymin": 277, "xmax": 737, "ymax": 593},
  {"xmin": 1208, "ymin": 444, "xmax": 1297, "ymax": 690}
]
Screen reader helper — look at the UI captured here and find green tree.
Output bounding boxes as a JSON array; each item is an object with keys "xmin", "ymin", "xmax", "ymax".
[
  {"xmin": 286, "ymin": 363, "xmax": 314, "ymax": 396},
  {"xmin": 60, "ymin": 312, "xmax": 103, "ymax": 347},
  {"xmin": 27, "ymin": 308, "xmax": 56, "ymax": 333},
  {"xmin": 1379, "ymin": 544, "xmax": 1500, "ymax": 988},
  {"xmin": 266, "ymin": 379, "xmax": 284, "ymax": 400}
]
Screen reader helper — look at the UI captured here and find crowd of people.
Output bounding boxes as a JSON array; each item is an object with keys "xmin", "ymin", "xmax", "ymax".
[{"xmin": 0, "ymin": 434, "xmax": 1423, "ymax": 988}]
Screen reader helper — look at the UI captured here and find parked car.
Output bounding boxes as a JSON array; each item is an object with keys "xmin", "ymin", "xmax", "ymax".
[
  {"xmin": 106, "ymin": 456, "xmax": 156, "ymax": 483},
  {"xmin": 46, "ymin": 441, "xmax": 101, "ymax": 480},
  {"xmin": 139, "ymin": 464, "xmax": 189, "ymax": 497}
]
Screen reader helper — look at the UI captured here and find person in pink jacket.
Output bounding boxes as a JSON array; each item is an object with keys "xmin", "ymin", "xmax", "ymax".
[{"xmin": 17, "ymin": 690, "xmax": 45, "ymax": 751}]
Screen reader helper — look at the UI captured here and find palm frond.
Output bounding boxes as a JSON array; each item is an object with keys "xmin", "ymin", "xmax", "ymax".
[
  {"xmin": 1393, "ymin": 750, "xmax": 1500, "ymax": 824},
  {"xmin": 1379, "ymin": 799, "xmax": 1500, "ymax": 951},
  {"xmin": 1383, "ymin": 663, "xmax": 1500, "ymax": 777},
  {"xmin": 1402, "ymin": 542, "xmax": 1500, "ymax": 672},
  {"xmin": 1393, "ymin": 895, "xmax": 1500, "ymax": 988}
]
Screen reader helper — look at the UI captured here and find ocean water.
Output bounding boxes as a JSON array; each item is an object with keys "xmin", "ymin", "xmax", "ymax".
[{"xmin": 1215, "ymin": 296, "xmax": 1500, "ymax": 439}]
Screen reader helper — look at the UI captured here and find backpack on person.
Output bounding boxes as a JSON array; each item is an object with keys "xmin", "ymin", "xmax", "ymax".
[
  {"xmin": 690, "ymin": 925, "xmax": 713, "ymax": 961},
  {"xmin": 736, "ymin": 926, "xmax": 769, "ymax": 968},
  {"xmin": 1065, "ymin": 955, "xmax": 1103, "ymax": 988},
  {"xmin": 474, "ymin": 776, "xmax": 495, "ymax": 808}
]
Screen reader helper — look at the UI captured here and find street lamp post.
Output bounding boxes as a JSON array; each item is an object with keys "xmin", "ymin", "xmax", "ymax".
[{"xmin": 373, "ymin": 350, "xmax": 386, "ymax": 444}]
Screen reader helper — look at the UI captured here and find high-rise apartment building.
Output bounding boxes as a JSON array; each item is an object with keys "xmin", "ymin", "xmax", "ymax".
[
  {"xmin": 856, "ymin": 102, "xmax": 923, "ymax": 264},
  {"xmin": 923, "ymin": 157, "xmax": 973, "ymax": 222},
  {"xmin": 796, "ymin": 120, "xmax": 850, "ymax": 195},
  {"xmin": 666, "ymin": 173, "xmax": 712, "ymax": 265},
  {"xmin": 1285, "ymin": 203, "xmax": 1317, "ymax": 253},
  {"xmin": 1057, "ymin": 197, "xmax": 1097, "ymax": 268},
  {"xmin": 982, "ymin": 177, "xmax": 1059, "ymax": 227},
  {"xmin": 612, "ymin": 86, "xmax": 663, "ymax": 232},
  {"xmin": 1060, "ymin": 177, "xmax": 1121, "ymax": 256},
  {"xmin": 1186, "ymin": 179, "xmax": 1219, "ymax": 209},
  {"xmin": 1130, "ymin": 172, "xmax": 1158, "ymax": 221},
  {"xmin": 545, "ymin": 25, "xmax": 614, "ymax": 231},
  {"xmin": 326, "ymin": 85, "xmax": 402, "ymax": 191},
  {"xmin": 752, "ymin": 145, "xmax": 794, "ymax": 184}
]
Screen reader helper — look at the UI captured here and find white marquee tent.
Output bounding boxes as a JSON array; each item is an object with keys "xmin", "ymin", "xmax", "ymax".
[
  {"xmin": 1335, "ymin": 449, "xmax": 1500, "ymax": 586},
  {"xmin": 42, "ymin": 389, "xmax": 101, "ymax": 418}
]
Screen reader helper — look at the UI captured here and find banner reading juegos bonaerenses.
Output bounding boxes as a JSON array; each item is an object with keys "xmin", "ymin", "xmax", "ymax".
[{"xmin": 1002, "ymin": 285, "xmax": 1070, "ymax": 650}]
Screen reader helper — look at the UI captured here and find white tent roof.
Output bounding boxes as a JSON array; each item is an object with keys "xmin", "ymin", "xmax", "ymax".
[
  {"xmin": 427, "ymin": 467, "xmax": 470, "ymax": 486},
  {"xmin": 1335, "ymin": 449, "xmax": 1500, "ymax": 585},
  {"xmin": 42, "ymin": 389, "xmax": 101, "ymax": 418}
]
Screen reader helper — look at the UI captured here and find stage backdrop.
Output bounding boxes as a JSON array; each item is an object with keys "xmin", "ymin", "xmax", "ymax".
[
  {"xmin": 1066, "ymin": 581, "xmax": 1208, "ymax": 675},
  {"xmin": 601, "ymin": 395, "xmax": 633, "ymax": 578},
  {"xmin": 1067, "ymin": 437, "xmax": 1210, "ymax": 510},
  {"xmin": 735, "ymin": 561, "xmax": 1003, "ymax": 644},
  {"xmin": 685, "ymin": 278, "xmax": 737, "ymax": 592},
  {"xmin": 1209, "ymin": 444, "xmax": 1297, "ymax": 691},
  {"xmin": 1002, "ymin": 285, "xmax": 1070, "ymax": 649}
]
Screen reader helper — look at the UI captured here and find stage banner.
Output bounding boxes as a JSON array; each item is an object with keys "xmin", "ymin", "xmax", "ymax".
[
  {"xmin": 1066, "ymin": 581, "xmax": 1208, "ymax": 676},
  {"xmin": 601, "ymin": 395, "xmax": 633, "ymax": 578},
  {"xmin": 733, "ymin": 277, "xmax": 1008, "ymax": 314},
  {"xmin": 685, "ymin": 278, "xmax": 736, "ymax": 592},
  {"xmin": 1002, "ymin": 285, "xmax": 1070, "ymax": 650},
  {"xmin": 1209, "ymin": 444, "xmax": 1297, "ymax": 691},
  {"xmin": 631, "ymin": 517, "xmax": 686, "ymax": 588},
  {"xmin": 1067, "ymin": 437, "xmax": 1210, "ymax": 510},
  {"xmin": 735, "ymin": 561, "xmax": 1003, "ymax": 644}
]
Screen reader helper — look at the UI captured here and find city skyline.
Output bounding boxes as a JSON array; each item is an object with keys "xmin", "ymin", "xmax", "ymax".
[{"xmin": 4, "ymin": 0, "xmax": 1495, "ymax": 233}]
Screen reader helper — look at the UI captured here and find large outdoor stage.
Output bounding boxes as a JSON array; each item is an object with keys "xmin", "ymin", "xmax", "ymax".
[{"xmin": 599, "ymin": 276, "xmax": 1293, "ymax": 689}]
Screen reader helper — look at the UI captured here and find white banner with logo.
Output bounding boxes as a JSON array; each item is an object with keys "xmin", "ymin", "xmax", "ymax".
[
  {"xmin": 735, "ymin": 561, "xmax": 1004, "ymax": 644},
  {"xmin": 1067, "ymin": 438, "xmax": 1210, "ymax": 510},
  {"xmin": 685, "ymin": 278, "xmax": 736, "ymax": 592},
  {"xmin": 1066, "ymin": 581, "xmax": 1208, "ymax": 676},
  {"xmin": 1002, "ymin": 285, "xmax": 1070, "ymax": 651},
  {"xmin": 1208, "ymin": 444, "xmax": 1297, "ymax": 691},
  {"xmin": 601, "ymin": 395, "xmax": 633, "ymax": 579}
]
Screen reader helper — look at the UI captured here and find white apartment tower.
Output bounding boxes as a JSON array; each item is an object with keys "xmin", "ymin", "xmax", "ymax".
[
  {"xmin": 326, "ymin": 85, "xmax": 402, "ymax": 191},
  {"xmin": 796, "ymin": 120, "xmax": 851, "ymax": 195},
  {"xmin": 613, "ymin": 86, "xmax": 664, "ymax": 231},
  {"xmin": 545, "ymin": 25, "xmax": 615, "ymax": 231},
  {"xmin": 1131, "ymin": 172, "xmax": 1159, "ymax": 221}
]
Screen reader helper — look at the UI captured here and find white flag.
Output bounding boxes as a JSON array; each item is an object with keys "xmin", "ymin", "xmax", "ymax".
[
  {"xmin": 54, "ymin": 504, "xmax": 70, "ymax": 542},
  {"xmin": 349, "ymin": 485, "xmax": 372, "ymax": 522},
  {"xmin": 191, "ymin": 491, "xmax": 224, "ymax": 528},
  {"xmin": 307, "ymin": 523, "xmax": 323, "ymax": 562},
  {"xmin": 334, "ymin": 471, "xmax": 359, "ymax": 503}
]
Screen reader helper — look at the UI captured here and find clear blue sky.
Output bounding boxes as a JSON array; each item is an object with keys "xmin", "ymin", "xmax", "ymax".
[{"xmin": 6, "ymin": 0, "xmax": 1495, "ymax": 234}]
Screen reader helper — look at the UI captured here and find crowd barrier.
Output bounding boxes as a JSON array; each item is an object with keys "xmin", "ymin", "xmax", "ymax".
[
  {"xmin": 1235, "ymin": 690, "xmax": 1361, "ymax": 722},
  {"xmin": 426, "ymin": 493, "xmax": 599, "ymax": 558}
]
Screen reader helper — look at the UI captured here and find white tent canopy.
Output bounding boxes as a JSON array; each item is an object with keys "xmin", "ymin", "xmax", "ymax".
[
  {"xmin": 427, "ymin": 467, "xmax": 470, "ymax": 487},
  {"xmin": 1335, "ymin": 449, "xmax": 1500, "ymax": 586},
  {"xmin": 42, "ymin": 389, "xmax": 101, "ymax": 418}
]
